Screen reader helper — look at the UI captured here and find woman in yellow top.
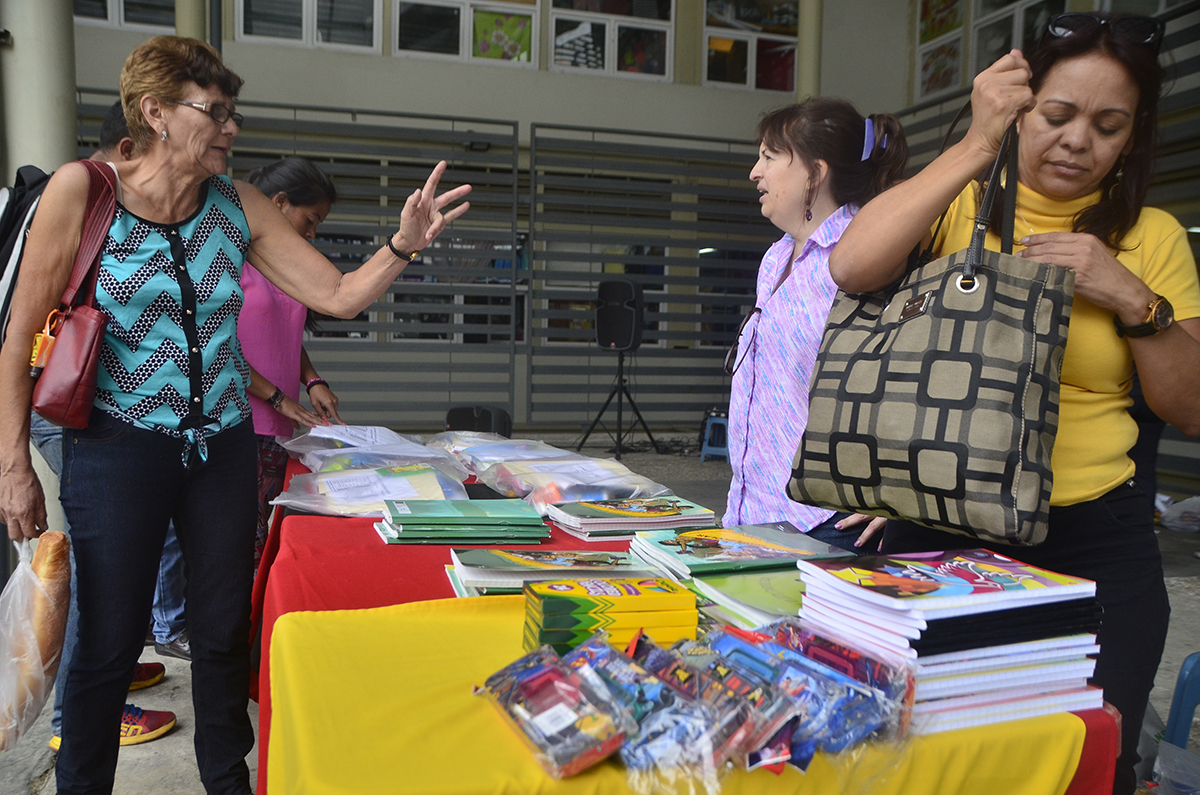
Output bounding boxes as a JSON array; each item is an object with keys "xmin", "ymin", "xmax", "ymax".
[{"xmin": 829, "ymin": 14, "xmax": 1200, "ymax": 795}]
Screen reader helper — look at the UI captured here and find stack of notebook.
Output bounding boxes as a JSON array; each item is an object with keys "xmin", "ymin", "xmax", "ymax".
[
  {"xmin": 546, "ymin": 497, "xmax": 716, "ymax": 541},
  {"xmin": 448, "ymin": 547, "xmax": 657, "ymax": 593},
  {"xmin": 522, "ymin": 577, "xmax": 698, "ymax": 653},
  {"xmin": 796, "ymin": 549, "xmax": 1104, "ymax": 734},
  {"xmin": 374, "ymin": 499, "xmax": 549, "ymax": 545},
  {"xmin": 630, "ymin": 522, "xmax": 851, "ymax": 579}
]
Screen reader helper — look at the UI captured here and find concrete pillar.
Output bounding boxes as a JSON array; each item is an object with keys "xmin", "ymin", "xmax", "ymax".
[
  {"xmin": 0, "ymin": 0, "xmax": 77, "ymax": 183},
  {"xmin": 796, "ymin": 0, "xmax": 822, "ymax": 100},
  {"xmin": 176, "ymin": 0, "xmax": 207, "ymax": 41}
]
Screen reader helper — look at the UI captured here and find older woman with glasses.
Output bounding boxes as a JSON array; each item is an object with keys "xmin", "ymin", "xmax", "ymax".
[
  {"xmin": 722, "ymin": 98, "xmax": 907, "ymax": 552},
  {"xmin": 830, "ymin": 14, "xmax": 1200, "ymax": 793},
  {"xmin": 0, "ymin": 37, "xmax": 469, "ymax": 794}
]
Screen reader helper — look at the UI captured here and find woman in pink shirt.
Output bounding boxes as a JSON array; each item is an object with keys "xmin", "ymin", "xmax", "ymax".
[
  {"xmin": 724, "ymin": 99, "xmax": 908, "ymax": 552},
  {"xmin": 241, "ymin": 157, "xmax": 341, "ymax": 566}
]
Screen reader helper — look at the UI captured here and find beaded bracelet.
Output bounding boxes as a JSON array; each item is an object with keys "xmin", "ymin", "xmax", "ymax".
[{"xmin": 305, "ymin": 377, "xmax": 328, "ymax": 393}]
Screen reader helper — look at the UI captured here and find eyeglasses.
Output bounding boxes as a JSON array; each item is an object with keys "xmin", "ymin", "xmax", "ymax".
[
  {"xmin": 1045, "ymin": 13, "xmax": 1164, "ymax": 49},
  {"xmin": 173, "ymin": 100, "xmax": 244, "ymax": 129},
  {"xmin": 723, "ymin": 307, "xmax": 762, "ymax": 377}
]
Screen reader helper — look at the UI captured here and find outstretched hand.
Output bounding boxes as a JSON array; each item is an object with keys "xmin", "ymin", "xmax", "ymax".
[
  {"xmin": 392, "ymin": 161, "xmax": 472, "ymax": 255},
  {"xmin": 966, "ymin": 49, "xmax": 1037, "ymax": 157}
]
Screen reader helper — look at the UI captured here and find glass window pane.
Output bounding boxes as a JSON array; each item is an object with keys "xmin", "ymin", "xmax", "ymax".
[
  {"xmin": 554, "ymin": 19, "xmax": 606, "ymax": 69},
  {"xmin": 756, "ymin": 37, "xmax": 794, "ymax": 91},
  {"xmin": 707, "ymin": 36, "xmax": 748, "ymax": 84},
  {"xmin": 124, "ymin": 0, "xmax": 174, "ymax": 26},
  {"xmin": 397, "ymin": 3, "xmax": 460, "ymax": 55},
  {"xmin": 244, "ymin": 0, "xmax": 303, "ymax": 39},
  {"xmin": 74, "ymin": 0, "xmax": 107, "ymax": 19},
  {"xmin": 472, "ymin": 11, "xmax": 533, "ymax": 61},
  {"xmin": 317, "ymin": 0, "xmax": 374, "ymax": 46},
  {"xmin": 616, "ymin": 25, "xmax": 666, "ymax": 74},
  {"xmin": 974, "ymin": 15, "xmax": 1012, "ymax": 75},
  {"xmin": 553, "ymin": 0, "xmax": 671, "ymax": 21},
  {"xmin": 919, "ymin": 0, "xmax": 962, "ymax": 44},
  {"xmin": 1020, "ymin": 0, "xmax": 1064, "ymax": 54},
  {"xmin": 706, "ymin": 1, "xmax": 798, "ymax": 37},
  {"xmin": 919, "ymin": 37, "xmax": 961, "ymax": 96},
  {"xmin": 976, "ymin": 0, "xmax": 1016, "ymax": 17},
  {"xmin": 1108, "ymin": 0, "xmax": 1161, "ymax": 12}
]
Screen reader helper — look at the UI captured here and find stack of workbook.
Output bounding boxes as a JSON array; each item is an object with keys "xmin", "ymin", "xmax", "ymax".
[
  {"xmin": 546, "ymin": 497, "xmax": 716, "ymax": 541},
  {"xmin": 630, "ymin": 522, "xmax": 851, "ymax": 580},
  {"xmin": 448, "ymin": 548, "xmax": 657, "ymax": 594},
  {"xmin": 374, "ymin": 499, "xmax": 549, "ymax": 545},
  {"xmin": 797, "ymin": 549, "xmax": 1104, "ymax": 734},
  {"xmin": 522, "ymin": 577, "xmax": 698, "ymax": 653}
]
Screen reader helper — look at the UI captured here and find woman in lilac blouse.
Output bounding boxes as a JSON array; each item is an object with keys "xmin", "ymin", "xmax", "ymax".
[
  {"xmin": 241, "ymin": 157, "xmax": 341, "ymax": 567},
  {"xmin": 723, "ymin": 99, "xmax": 908, "ymax": 552}
]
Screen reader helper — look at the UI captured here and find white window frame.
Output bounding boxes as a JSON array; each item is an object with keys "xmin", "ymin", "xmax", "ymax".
[
  {"xmin": 548, "ymin": 3, "xmax": 674, "ymax": 83},
  {"xmin": 913, "ymin": 0, "xmax": 966, "ymax": 101},
  {"xmin": 390, "ymin": 0, "xmax": 540, "ymax": 69},
  {"xmin": 73, "ymin": 0, "xmax": 176, "ymax": 33},
  {"xmin": 700, "ymin": 27, "xmax": 796, "ymax": 92},
  {"xmin": 234, "ymin": 0, "xmax": 384, "ymax": 53},
  {"xmin": 970, "ymin": 0, "xmax": 1071, "ymax": 80}
]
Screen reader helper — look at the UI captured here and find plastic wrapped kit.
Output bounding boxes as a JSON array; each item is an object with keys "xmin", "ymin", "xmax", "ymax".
[
  {"xmin": 279, "ymin": 425, "xmax": 414, "ymax": 454},
  {"xmin": 298, "ymin": 442, "xmax": 469, "ymax": 483},
  {"xmin": 475, "ymin": 458, "xmax": 673, "ymax": 515},
  {"xmin": 270, "ymin": 464, "xmax": 468, "ymax": 517},
  {"xmin": 477, "ymin": 646, "xmax": 636, "ymax": 778}
]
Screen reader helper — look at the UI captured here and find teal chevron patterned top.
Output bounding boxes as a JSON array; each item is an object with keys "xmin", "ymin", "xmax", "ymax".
[{"xmin": 94, "ymin": 175, "xmax": 252, "ymax": 461}]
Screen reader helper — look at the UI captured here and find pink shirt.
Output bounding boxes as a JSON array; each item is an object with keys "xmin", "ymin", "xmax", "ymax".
[
  {"xmin": 723, "ymin": 205, "xmax": 855, "ymax": 529},
  {"xmin": 238, "ymin": 264, "xmax": 307, "ymax": 438}
]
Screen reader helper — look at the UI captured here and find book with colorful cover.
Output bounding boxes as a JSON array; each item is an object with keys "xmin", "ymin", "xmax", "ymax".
[
  {"xmin": 451, "ymin": 548, "xmax": 656, "ymax": 589},
  {"xmin": 546, "ymin": 497, "xmax": 716, "ymax": 533},
  {"xmin": 382, "ymin": 498, "xmax": 545, "ymax": 526},
  {"xmin": 797, "ymin": 549, "xmax": 1096, "ymax": 619},
  {"xmin": 524, "ymin": 577, "xmax": 695, "ymax": 616},
  {"xmin": 691, "ymin": 569, "xmax": 806, "ymax": 627},
  {"xmin": 630, "ymin": 524, "xmax": 851, "ymax": 578},
  {"xmin": 444, "ymin": 564, "xmax": 481, "ymax": 597}
]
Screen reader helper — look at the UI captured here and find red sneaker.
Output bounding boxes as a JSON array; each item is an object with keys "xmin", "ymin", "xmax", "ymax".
[
  {"xmin": 118, "ymin": 705, "xmax": 176, "ymax": 746},
  {"xmin": 129, "ymin": 661, "xmax": 165, "ymax": 691}
]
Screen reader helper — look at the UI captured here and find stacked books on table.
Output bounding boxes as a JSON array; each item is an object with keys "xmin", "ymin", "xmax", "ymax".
[
  {"xmin": 522, "ymin": 577, "xmax": 698, "ymax": 653},
  {"xmin": 546, "ymin": 497, "xmax": 716, "ymax": 541},
  {"xmin": 448, "ymin": 548, "xmax": 657, "ymax": 594},
  {"xmin": 374, "ymin": 499, "xmax": 549, "ymax": 545},
  {"xmin": 796, "ymin": 549, "xmax": 1104, "ymax": 734},
  {"xmin": 630, "ymin": 522, "xmax": 851, "ymax": 579}
]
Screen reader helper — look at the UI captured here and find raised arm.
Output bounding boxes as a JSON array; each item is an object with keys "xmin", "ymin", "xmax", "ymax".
[
  {"xmin": 829, "ymin": 51, "xmax": 1037, "ymax": 293},
  {"xmin": 0, "ymin": 163, "xmax": 91, "ymax": 539},
  {"xmin": 240, "ymin": 160, "xmax": 470, "ymax": 318}
]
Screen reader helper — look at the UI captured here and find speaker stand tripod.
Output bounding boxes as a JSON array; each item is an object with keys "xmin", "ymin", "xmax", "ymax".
[{"xmin": 577, "ymin": 350, "xmax": 661, "ymax": 460}]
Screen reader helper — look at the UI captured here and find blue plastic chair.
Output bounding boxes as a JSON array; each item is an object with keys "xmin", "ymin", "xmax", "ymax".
[
  {"xmin": 1164, "ymin": 651, "xmax": 1200, "ymax": 748},
  {"xmin": 699, "ymin": 416, "xmax": 729, "ymax": 462}
]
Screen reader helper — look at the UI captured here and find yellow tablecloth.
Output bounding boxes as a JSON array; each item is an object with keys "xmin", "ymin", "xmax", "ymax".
[{"xmin": 268, "ymin": 596, "xmax": 1087, "ymax": 795}]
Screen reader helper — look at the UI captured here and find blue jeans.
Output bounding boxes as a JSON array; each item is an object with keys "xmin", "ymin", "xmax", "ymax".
[
  {"xmin": 29, "ymin": 412, "xmax": 188, "ymax": 734},
  {"xmin": 57, "ymin": 410, "xmax": 256, "ymax": 795},
  {"xmin": 805, "ymin": 511, "xmax": 880, "ymax": 556}
]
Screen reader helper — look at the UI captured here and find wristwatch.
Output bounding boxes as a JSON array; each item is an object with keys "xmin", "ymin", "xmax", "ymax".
[{"xmin": 1114, "ymin": 294, "xmax": 1174, "ymax": 338}]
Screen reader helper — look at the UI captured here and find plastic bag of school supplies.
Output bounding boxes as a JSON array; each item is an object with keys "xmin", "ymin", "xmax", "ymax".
[
  {"xmin": 279, "ymin": 424, "xmax": 414, "ymax": 454},
  {"xmin": 0, "ymin": 535, "xmax": 70, "ymax": 751},
  {"xmin": 476, "ymin": 645, "xmax": 636, "ymax": 779},
  {"xmin": 298, "ymin": 441, "xmax": 469, "ymax": 483},
  {"xmin": 476, "ymin": 458, "xmax": 672, "ymax": 514},
  {"xmin": 427, "ymin": 432, "xmax": 577, "ymax": 474},
  {"xmin": 561, "ymin": 635, "xmax": 723, "ymax": 795},
  {"xmin": 270, "ymin": 464, "xmax": 468, "ymax": 517}
]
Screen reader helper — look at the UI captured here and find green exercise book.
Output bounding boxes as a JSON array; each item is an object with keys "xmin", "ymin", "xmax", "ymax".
[
  {"xmin": 381, "ymin": 498, "xmax": 545, "ymax": 526},
  {"xmin": 450, "ymin": 548, "xmax": 655, "ymax": 589},
  {"xmin": 374, "ymin": 522, "xmax": 548, "ymax": 545},
  {"xmin": 629, "ymin": 523, "xmax": 852, "ymax": 579},
  {"xmin": 546, "ymin": 497, "xmax": 717, "ymax": 534},
  {"xmin": 690, "ymin": 569, "xmax": 806, "ymax": 630}
]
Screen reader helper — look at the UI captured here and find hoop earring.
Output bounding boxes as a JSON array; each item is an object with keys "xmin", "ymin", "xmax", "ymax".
[{"xmin": 160, "ymin": 129, "xmax": 168, "ymax": 142}]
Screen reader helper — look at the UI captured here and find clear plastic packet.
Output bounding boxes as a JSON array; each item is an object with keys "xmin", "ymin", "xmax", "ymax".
[
  {"xmin": 270, "ymin": 464, "xmax": 469, "ymax": 517},
  {"xmin": 475, "ymin": 457, "xmax": 672, "ymax": 514},
  {"xmin": 424, "ymin": 430, "xmax": 508, "ymax": 457},
  {"xmin": 278, "ymin": 425, "xmax": 412, "ymax": 454},
  {"xmin": 627, "ymin": 633, "xmax": 756, "ymax": 769},
  {"xmin": 476, "ymin": 645, "xmax": 636, "ymax": 778},
  {"xmin": 298, "ymin": 441, "xmax": 470, "ymax": 483},
  {"xmin": 561, "ymin": 634, "xmax": 723, "ymax": 795},
  {"xmin": 0, "ymin": 537, "xmax": 69, "ymax": 751}
]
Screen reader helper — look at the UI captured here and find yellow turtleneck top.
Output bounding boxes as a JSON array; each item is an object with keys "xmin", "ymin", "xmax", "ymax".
[{"xmin": 931, "ymin": 181, "xmax": 1200, "ymax": 506}]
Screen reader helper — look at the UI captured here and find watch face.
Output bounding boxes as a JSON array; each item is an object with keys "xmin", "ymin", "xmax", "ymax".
[{"xmin": 1152, "ymin": 298, "xmax": 1174, "ymax": 330}]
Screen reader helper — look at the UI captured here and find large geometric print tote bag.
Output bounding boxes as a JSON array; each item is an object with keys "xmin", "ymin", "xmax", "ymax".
[{"xmin": 787, "ymin": 128, "xmax": 1074, "ymax": 546}]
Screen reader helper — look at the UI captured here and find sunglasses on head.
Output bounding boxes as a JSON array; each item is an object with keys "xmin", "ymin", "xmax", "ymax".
[{"xmin": 1045, "ymin": 13, "xmax": 1164, "ymax": 50}]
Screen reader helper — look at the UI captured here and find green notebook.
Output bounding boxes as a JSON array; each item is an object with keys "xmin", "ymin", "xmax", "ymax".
[
  {"xmin": 381, "ymin": 499, "xmax": 545, "ymax": 526},
  {"xmin": 690, "ymin": 569, "xmax": 806, "ymax": 629},
  {"xmin": 374, "ymin": 522, "xmax": 547, "ymax": 545},
  {"xmin": 630, "ymin": 523, "xmax": 852, "ymax": 579},
  {"xmin": 451, "ymin": 548, "xmax": 654, "ymax": 589}
]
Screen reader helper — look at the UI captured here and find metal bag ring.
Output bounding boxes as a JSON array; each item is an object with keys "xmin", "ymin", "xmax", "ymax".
[{"xmin": 956, "ymin": 274, "xmax": 981, "ymax": 294}]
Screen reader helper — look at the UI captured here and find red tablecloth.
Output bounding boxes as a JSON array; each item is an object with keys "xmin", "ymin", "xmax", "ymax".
[{"xmin": 251, "ymin": 467, "xmax": 631, "ymax": 795}]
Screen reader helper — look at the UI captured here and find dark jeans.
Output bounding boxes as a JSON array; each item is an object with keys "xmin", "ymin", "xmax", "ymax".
[
  {"xmin": 806, "ymin": 511, "xmax": 881, "ymax": 556},
  {"xmin": 881, "ymin": 480, "xmax": 1169, "ymax": 795},
  {"xmin": 57, "ymin": 410, "xmax": 257, "ymax": 795}
]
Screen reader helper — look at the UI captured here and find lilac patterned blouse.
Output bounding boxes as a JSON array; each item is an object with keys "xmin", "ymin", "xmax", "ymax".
[{"xmin": 722, "ymin": 205, "xmax": 856, "ymax": 529}]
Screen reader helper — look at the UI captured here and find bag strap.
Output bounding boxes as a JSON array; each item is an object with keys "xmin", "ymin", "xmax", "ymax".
[
  {"xmin": 917, "ymin": 99, "xmax": 973, "ymax": 267},
  {"xmin": 58, "ymin": 159, "xmax": 118, "ymax": 310},
  {"xmin": 963, "ymin": 123, "xmax": 1019, "ymax": 282}
]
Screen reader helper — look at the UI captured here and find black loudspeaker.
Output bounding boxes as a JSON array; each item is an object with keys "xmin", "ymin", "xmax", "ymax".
[{"xmin": 595, "ymin": 279, "xmax": 643, "ymax": 351}]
